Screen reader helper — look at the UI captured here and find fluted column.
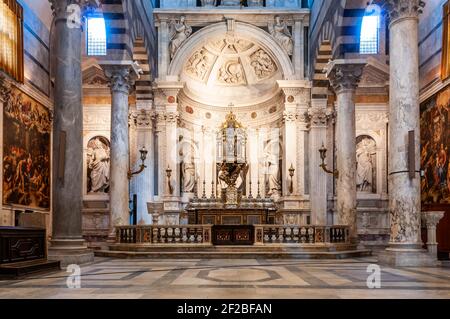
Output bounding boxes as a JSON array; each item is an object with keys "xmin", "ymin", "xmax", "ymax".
[
  {"xmin": 308, "ymin": 100, "xmax": 328, "ymax": 225},
  {"xmin": 326, "ymin": 60, "xmax": 365, "ymax": 242},
  {"xmin": 102, "ymin": 63, "xmax": 140, "ymax": 233},
  {"xmin": 379, "ymin": 1, "xmax": 437, "ymax": 266},
  {"xmin": 48, "ymin": 0, "xmax": 98, "ymax": 265}
]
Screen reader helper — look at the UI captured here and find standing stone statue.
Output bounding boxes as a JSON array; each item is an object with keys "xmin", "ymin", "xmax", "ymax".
[
  {"xmin": 182, "ymin": 161, "xmax": 196, "ymax": 193},
  {"xmin": 268, "ymin": 16, "xmax": 294, "ymax": 56},
  {"xmin": 266, "ymin": 155, "xmax": 281, "ymax": 196},
  {"xmin": 87, "ymin": 137, "xmax": 110, "ymax": 193},
  {"xmin": 169, "ymin": 16, "xmax": 192, "ymax": 59},
  {"xmin": 356, "ymin": 137, "xmax": 376, "ymax": 192}
]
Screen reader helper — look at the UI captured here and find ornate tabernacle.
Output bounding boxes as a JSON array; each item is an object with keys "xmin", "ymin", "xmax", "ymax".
[
  {"xmin": 216, "ymin": 109, "xmax": 248, "ymax": 206},
  {"xmin": 185, "ymin": 109, "xmax": 278, "ymax": 227}
]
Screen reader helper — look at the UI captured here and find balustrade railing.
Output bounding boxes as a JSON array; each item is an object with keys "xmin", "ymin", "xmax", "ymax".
[
  {"xmin": 116, "ymin": 224, "xmax": 349, "ymax": 245},
  {"xmin": 254, "ymin": 225, "xmax": 350, "ymax": 244},
  {"xmin": 116, "ymin": 225, "xmax": 212, "ymax": 244}
]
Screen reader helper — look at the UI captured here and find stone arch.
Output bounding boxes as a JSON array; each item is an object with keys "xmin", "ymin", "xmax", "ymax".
[{"xmin": 168, "ymin": 21, "xmax": 295, "ymax": 79}]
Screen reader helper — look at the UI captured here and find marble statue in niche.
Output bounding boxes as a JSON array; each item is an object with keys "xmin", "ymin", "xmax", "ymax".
[
  {"xmin": 264, "ymin": 145, "xmax": 282, "ymax": 197},
  {"xmin": 268, "ymin": 16, "xmax": 293, "ymax": 56},
  {"xmin": 218, "ymin": 60, "xmax": 245, "ymax": 84},
  {"xmin": 180, "ymin": 144, "xmax": 197, "ymax": 193},
  {"xmin": 87, "ymin": 136, "xmax": 110, "ymax": 193},
  {"xmin": 250, "ymin": 49, "xmax": 277, "ymax": 79},
  {"xmin": 169, "ymin": 16, "xmax": 192, "ymax": 59},
  {"xmin": 185, "ymin": 49, "xmax": 212, "ymax": 81},
  {"xmin": 356, "ymin": 136, "xmax": 377, "ymax": 193}
]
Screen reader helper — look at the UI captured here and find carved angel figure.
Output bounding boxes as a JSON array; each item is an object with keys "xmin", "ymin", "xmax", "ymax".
[
  {"xmin": 169, "ymin": 16, "xmax": 192, "ymax": 59},
  {"xmin": 268, "ymin": 16, "xmax": 294, "ymax": 56}
]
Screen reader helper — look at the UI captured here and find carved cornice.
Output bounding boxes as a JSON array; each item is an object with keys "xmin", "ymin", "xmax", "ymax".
[
  {"xmin": 49, "ymin": 0, "xmax": 100, "ymax": 20},
  {"xmin": 326, "ymin": 61, "xmax": 366, "ymax": 93},
  {"xmin": 381, "ymin": 0, "xmax": 425, "ymax": 24}
]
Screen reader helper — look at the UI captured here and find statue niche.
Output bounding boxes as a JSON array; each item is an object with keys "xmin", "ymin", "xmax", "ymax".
[
  {"xmin": 356, "ymin": 135, "xmax": 377, "ymax": 193},
  {"xmin": 264, "ymin": 140, "xmax": 282, "ymax": 198},
  {"xmin": 179, "ymin": 140, "xmax": 197, "ymax": 193},
  {"xmin": 86, "ymin": 136, "xmax": 110, "ymax": 194}
]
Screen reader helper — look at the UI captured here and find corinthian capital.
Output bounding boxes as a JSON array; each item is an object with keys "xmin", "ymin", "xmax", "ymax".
[
  {"xmin": 325, "ymin": 59, "xmax": 366, "ymax": 93},
  {"xmin": 49, "ymin": 0, "xmax": 100, "ymax": 20},
  {"xmin": 101, "ymin": 61, "xmax": 143, "ymax": 94},
  {"xmin": 381, "ymin": 0, "xmax": 426, "ymax": 24}
]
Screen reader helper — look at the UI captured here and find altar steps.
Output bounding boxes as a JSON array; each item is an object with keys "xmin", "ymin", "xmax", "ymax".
[{"xmin": 95, "ymin": 244, "xmax": 372, "ymax": 259}]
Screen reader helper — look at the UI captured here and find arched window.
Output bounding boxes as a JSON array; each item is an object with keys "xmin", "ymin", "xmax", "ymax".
[
  {"xmin": 86, "ymin": 16, "xmax": 107, "ymax": 56},
  {"xmin": 360, "ymin": 5, "xmax": 380, "ymax": 54}
]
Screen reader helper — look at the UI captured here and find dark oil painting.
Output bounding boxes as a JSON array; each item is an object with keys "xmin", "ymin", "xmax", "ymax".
[
  {"xmin": 3, "ymin": 87, "xmax": 51, "ymax": 209},
  {"xmin": 420, "ymin": 85, "xmax": 450, "ymax": 204}
]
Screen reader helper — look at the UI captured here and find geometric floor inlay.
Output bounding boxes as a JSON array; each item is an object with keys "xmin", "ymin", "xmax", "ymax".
[{"xmin": 1, "ymin": 257, "xmax": 450, "ymax": 299}]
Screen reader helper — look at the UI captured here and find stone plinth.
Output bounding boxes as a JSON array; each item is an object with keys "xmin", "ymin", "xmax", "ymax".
[{"xmin": 421, "ymin": 211, "xmax": 445, "ymax": 256}]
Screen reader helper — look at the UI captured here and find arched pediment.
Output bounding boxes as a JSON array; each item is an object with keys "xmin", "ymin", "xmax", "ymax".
[{"xmin": 168, "ymin": 22, "xmax": 295, "ymax": 107}]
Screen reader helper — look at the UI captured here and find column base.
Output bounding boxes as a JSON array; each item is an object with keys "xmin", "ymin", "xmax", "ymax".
[
  {"xmin": 378, "ymin": 245, "xmax": 439, "ymax": 267},
  {"xmin": 48, "ymin": 239, "xmax": 94, "ymax": 268}
]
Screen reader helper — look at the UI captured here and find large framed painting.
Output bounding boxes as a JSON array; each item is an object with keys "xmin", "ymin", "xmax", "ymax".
[
  {"xmin": 2, "ymin": 86, "xmax": 51, "ymax": 209},
  {"xmin": 420, "ymin": 85, "xmax": 450, "ymax": 204}
]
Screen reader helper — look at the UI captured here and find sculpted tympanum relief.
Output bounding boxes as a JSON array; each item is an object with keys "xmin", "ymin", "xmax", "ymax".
[
  {"xmin": 185, "ymin": 49, "xmax": 213, "ymax": 81},
  {"xmin": 250, "ymin": 49, "xmax": 277, "ymax": 79},
  {"xmin": 183, "ymin": 37, "xmax": 278, "ymax": 84},
  {"xmin": 218, "ymin": 60, "xmax": 246, "ymax": 85}
]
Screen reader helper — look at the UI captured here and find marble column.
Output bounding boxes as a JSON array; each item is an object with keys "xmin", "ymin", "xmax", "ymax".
[
  {"xmin": 378, "ymin": 0, "xmax": 436, "ymax": 267},
  {"xmin": 308, "ymin": 99, "xmax": 328, "ymax": 225},
  {"xmin": 421, "ymin": 211, "xmax": 445, "ymax": 256},
  {"xmin": 130, "ymin": 109, "xmax": 154, "ymax": 224},
  {"xmin": 101, "ymin": 63, "xmax": 140, "ymax": 234},
  {"xmin": 326, "ymin": 60, "xmax": 365, "ymax": 242},
  {"xmin": 48, "ymin": 0, "xmax": 98, "ymax": 266}
]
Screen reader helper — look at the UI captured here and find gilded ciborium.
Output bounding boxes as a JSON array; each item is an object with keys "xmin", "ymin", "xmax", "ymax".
[{"xmin": 216, "ymin": 107, "xmax": 248, "ymax": 206}]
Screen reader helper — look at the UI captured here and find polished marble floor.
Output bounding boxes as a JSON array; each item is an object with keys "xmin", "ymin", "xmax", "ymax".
[{"xmin": 1, "ymin": 257, "xmax": 450, "ymax": 299}]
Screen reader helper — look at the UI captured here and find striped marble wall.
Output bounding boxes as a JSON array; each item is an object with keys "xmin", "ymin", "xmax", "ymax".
[
  {"xmin": 419, "ymin": 0, "xmax": 447, "ymax": 96},
  {"xmin": 18, "ymin": 0, "xmax": 51, "ymax": 97}
]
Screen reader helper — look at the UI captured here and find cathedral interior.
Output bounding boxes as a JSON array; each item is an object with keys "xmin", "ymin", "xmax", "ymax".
[{"xmin": 0, "ymin": 0, "xmax": 450, "ymax": 300}]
